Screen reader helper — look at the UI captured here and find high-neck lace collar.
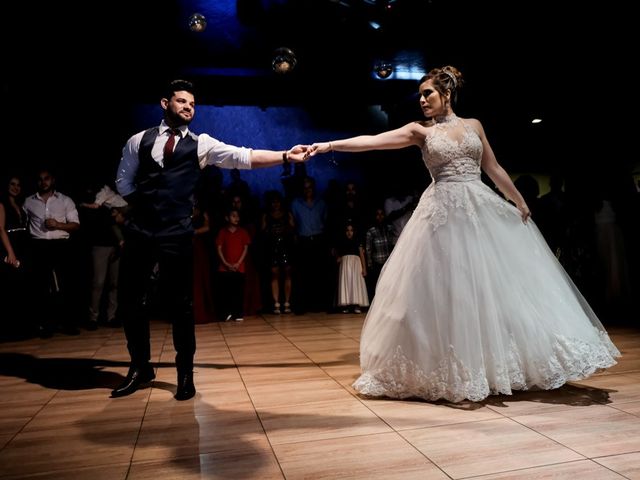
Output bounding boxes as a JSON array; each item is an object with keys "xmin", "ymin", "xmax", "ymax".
[{"xmin": 434, "ymin": 113, "xmax": 458, "ymax": 124}]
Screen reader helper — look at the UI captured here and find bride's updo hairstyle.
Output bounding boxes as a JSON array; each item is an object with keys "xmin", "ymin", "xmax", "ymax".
[{"xmin": 419, "ymin": 66, "xmax": 464, "ymax": 106}]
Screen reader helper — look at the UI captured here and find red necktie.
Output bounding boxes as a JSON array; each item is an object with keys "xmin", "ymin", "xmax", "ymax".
[{"xmin": 163, "ymin": 128, "xmax": 180, "ymax": 163}]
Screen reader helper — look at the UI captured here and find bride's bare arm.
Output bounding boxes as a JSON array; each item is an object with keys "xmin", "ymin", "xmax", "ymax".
[
  {"xmin": 471, "ymin": 119, "xmax": 531, "ymax": 222},
  {"xmin": 309, "ymin": 122, "xmax": 426, "ymax": 155}
]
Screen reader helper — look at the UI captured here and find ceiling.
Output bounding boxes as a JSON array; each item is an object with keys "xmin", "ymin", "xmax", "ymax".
[{"xmin": 2, "ymin": 0, "xmax": 636, "ymax": 178}]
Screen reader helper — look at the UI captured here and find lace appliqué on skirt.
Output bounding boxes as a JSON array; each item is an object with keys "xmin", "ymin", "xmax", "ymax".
[
  {"xmin": 414, "ymin": 181, "xmax": 511, "ymax": 232},
  {"xmin": 352, "ymin": 330, "xmax": 619, "ymax": 403}
]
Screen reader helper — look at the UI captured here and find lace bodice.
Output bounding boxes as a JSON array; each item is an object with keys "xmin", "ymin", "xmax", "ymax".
[{"xmin": 421, "ymin": 115, "xmax": 483, "ymax": 182}]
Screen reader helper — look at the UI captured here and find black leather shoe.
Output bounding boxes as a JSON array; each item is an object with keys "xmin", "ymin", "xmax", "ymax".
[
  {"xmin": 175, "ymin": 372, "xmax": 196, "ymax": 401},
  {"xmin": 111, "ymin": 365, "xmax": 155, "ymax": 398}
]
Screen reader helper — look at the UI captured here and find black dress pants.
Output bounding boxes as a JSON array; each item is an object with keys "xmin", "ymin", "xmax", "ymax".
[{"xmin": 118, "ymin": 230, "xmax": 195, "ymax": 373}]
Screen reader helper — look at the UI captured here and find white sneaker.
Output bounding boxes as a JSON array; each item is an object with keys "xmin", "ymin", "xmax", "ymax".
[
  {"xmin": 234, "ymin": 317, "xmax": 244, "ymax": 322},
  {"xmin": 354, "ymin": 308, "xmax": 362, "ymax": 314},
  {"xmin": 225, "ymin": 314, "xmax": 233, "ymax": 322}
]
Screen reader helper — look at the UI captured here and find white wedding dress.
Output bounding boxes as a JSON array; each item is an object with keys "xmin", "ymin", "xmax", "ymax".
[{"xmin": 353, "ymin": 115, "xmax": 620, "ymax": 402}]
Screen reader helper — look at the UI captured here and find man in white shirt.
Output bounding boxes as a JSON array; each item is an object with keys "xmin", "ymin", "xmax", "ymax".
[
  {"xmin": 112, "ymin": 79, "xmax": 310, "ymax": 401},
  {"xmin": 24, "ymin": 168, "xmax": 80, "ymax": 337}
]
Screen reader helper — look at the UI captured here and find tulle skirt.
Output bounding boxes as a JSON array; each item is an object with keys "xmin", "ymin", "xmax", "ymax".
[{"xmin": 353, "ymin": 178, "xmax": 620, "ymax": 402}]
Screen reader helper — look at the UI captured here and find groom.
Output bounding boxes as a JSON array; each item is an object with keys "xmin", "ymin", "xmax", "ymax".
[{"xmin": 113, "ymin": 79, "xmax": 309, "ymax": 400}]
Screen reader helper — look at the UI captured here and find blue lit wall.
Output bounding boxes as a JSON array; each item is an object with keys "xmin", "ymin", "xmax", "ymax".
[{"xmin": 131, "ymin": 104, "xmax": 401, "ymax": 202}]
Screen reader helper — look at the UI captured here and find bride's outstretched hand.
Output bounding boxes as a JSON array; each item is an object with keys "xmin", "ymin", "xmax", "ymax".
[{"xmin": 304, "ymin": 142, "xmax": 332, "ymax": 159}]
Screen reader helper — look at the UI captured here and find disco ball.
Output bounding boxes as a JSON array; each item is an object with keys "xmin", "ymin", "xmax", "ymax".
[
  {"xmin": 188, "ymin": 13, "xmax": 207, "ymax": 32},
  {"xmin": 272, "ymin": 47, "xmax": 297, "ymax": 74},
  {"xmin": 374, "ymin": 63, "xmax": 393, "ymax": 79}
]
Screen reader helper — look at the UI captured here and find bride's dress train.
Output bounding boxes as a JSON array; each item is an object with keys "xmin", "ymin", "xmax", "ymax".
[{"xmin": 352, "ymin": 115, "xmax": 620, "ymax": 402}]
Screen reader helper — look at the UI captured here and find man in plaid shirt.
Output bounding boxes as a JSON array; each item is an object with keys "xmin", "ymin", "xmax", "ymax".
[{"xmin": 365, "ymin": 208, "xmax": 396, "ymax": 300}]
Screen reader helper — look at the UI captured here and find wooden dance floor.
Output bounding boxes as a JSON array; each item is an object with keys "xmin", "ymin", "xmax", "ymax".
[{"xmin": 1, "ymin": 313, "xmax": 639, "ymax": 479}]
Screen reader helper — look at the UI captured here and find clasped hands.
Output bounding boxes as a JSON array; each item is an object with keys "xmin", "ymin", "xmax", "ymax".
[{"xmin": 286, "ymin": 143, "xmax": 332, "ymax": 162}]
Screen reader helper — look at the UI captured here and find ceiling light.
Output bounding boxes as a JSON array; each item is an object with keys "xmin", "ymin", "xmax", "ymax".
[
  {"xmin": 374, "ymin": 63, "xmax": 393, "ymax": 79},
  {"xmin": 188, "ymin": 13, "xmax": 207, "ymax": 32},
  {"xmin": 272, "ymin": 47, "xmax": 297, "ymax": 74}
]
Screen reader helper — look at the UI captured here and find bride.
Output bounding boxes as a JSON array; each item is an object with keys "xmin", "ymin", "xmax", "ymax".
[{"xmin": 307, "ymin": 65, "xmax": 620, "ymax": 402}]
